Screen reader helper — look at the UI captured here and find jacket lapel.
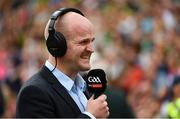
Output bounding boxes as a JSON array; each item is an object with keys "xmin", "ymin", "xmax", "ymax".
[{"xmin": 39, "ymin": 66, "xmax": 81, "ymax": 115}]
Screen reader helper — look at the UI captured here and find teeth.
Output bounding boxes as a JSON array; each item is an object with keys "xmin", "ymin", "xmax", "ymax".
[{"xmin": 82, "ymin": 56, "xmax": 89, "ymax": 59}]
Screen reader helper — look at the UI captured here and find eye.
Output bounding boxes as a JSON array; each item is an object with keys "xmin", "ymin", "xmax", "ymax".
[
  {"xmin": 80, "ymin": 39, "xmax": 90, "ymax": 45},
  {"xmin": 79, "ymin": 38, "xmax": 95, "ymax": 45}
]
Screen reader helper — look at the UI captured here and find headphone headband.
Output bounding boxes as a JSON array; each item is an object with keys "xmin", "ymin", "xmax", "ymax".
[{"xmin": 48, "ymin": 7, "xmax": 84, "ymax": 34}]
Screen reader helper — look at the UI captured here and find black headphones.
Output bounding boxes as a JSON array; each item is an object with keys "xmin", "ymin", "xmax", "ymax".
[{"xmin": 46, "ymin": 8, "xmax": 84, "ymax": 57}]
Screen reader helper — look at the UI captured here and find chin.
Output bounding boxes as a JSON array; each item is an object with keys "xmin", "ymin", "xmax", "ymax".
[{"xmin": 80, "ymin": 65, "xmax": 91, "ymax": 71}]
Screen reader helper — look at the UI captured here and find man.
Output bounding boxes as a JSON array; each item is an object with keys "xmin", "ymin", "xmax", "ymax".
[
  {"xmin": 166, "ymin": 76, "xmax": 180, "ymax": 118},
  {"xmin": 105, "ymin": 86, "xmax": 135, "ymax": 118},
  {"xmin": 16, "ymin": 8, "xmax": 109, "ymax": 118}
]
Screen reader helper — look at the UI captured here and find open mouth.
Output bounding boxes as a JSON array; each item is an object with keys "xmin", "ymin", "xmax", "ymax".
[
  {"xmin": 81, "ymin": 55, "xmax": 90, "ymax": 59},
  {"xmin": 81, "ymin": 52, "xmax": 91, "ymax": 59},
  {"xmin": 80, "ymin": 55, "xmax": 91, "ymax": 64}
]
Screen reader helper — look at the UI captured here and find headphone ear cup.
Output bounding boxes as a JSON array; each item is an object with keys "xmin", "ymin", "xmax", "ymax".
[{"xmin": 46, "ymin": 32, "xmax": 67, "ymax": 57}]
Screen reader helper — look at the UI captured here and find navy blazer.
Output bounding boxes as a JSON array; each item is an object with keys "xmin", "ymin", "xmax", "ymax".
[{"xmin": 16, "ymin": 65, "xmax": 90, "ymax": 118}]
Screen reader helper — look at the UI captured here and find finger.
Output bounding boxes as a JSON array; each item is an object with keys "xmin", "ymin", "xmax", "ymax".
[
  {"xmin": 102, "ymin": 94, "xmax": 107, "ymax": 100},
  {"xmin": 106, "ymin": 106, "xmax": 109, "ymax": 111},
  {"xmin": 103, "ymin": 101, "xmax": 108, "ymax": 107},
  {"xmin": 99, "ymin": 94, "xmax": 107, "ymax": 101},
  {"xmin": 107, "ymin": 110, "xmax": 110, "ymax": 117},
  {"xmin": 105, "ymin": 106, "xmax": 110, "ymax": 117}
]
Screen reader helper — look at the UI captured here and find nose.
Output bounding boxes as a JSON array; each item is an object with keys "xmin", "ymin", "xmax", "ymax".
[{"xmin": 87, "ymin": 42, "xmax": 94, "ymax": 53}]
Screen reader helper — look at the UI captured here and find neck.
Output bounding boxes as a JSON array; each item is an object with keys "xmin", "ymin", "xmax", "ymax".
[{"xmin": 48, "ymin": 57, "xmax": 77, "ymax": 80}]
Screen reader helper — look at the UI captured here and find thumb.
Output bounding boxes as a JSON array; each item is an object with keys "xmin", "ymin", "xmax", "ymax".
[{"xmin": 89, "ymin": 94, "xmax": 95, "ymax": 100}]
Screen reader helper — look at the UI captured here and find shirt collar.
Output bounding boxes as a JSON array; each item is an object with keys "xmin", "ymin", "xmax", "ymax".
[
  {"xmin": 75, "ymin": 73, "xmax": 86, "ymax": 92},
  {"xmin": 45, "ymin": 60, "xmax": 86, "ymax": 92}
]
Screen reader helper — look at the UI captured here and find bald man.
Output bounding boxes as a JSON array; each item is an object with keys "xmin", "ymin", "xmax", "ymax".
[{"xmin": 16, "ymin": 8, "xmax": 109, "ymax": 118}]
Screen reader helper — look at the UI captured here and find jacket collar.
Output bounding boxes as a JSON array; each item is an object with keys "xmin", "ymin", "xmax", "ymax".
[{"xmin": 39, "ymin": 65, "xmax": 81, "ymax": 115}]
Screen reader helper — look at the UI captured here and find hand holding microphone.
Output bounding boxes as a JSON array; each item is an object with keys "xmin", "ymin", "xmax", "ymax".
[
  {"xmin": 86, "ymin": 94, "xmax": 109, "ymax": 118},
  {"xmin": 85, "ymin": 69, "xmax": 109, "ymax": 118}
]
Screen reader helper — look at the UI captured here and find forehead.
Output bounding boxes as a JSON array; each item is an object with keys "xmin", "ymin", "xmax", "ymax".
[
  {"xmin": 63, "ymin": 12, "xmax": 95, "ymax": 37},
  {"xmin": 72, "ymin": 22, "xmax": 94, "ymax": 37}
]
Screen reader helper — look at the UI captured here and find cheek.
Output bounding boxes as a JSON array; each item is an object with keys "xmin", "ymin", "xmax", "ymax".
[
  {"xmin": 65, "ymin": 47, "xmax": 80, "ymax": 59},
  {"xmin": 66, "ymin": 42, "xmax": 85, "ymax": 58}
]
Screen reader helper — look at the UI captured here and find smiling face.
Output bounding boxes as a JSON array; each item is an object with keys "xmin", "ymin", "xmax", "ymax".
[
  {"xmin": 57, "ymin": 12, "xmax": 95, "ymax": 73},
  {"xmin": 65, "ymin": 31, "xmax": 95, "ymax": 71}
]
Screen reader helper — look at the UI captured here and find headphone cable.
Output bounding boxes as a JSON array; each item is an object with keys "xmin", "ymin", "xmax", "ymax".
[{"xmin": 51, "ymin": 57, "xmax": 57, "ymax": 72}]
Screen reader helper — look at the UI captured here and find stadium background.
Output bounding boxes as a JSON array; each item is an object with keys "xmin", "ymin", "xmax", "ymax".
[{"xmin": 0, "ymin": 0, "xmax": 179, "ymax": 118}]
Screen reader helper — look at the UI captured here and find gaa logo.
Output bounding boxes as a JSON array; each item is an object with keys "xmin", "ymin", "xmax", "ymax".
[{"xmin": 88, "ymin": 76, "xmax": 101, "ymax": 83}]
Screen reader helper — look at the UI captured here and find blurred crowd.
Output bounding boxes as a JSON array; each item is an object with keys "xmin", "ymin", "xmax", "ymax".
[{"xmin": 0, "ymin": 0, "xmax": 180, "ymax": 118}]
